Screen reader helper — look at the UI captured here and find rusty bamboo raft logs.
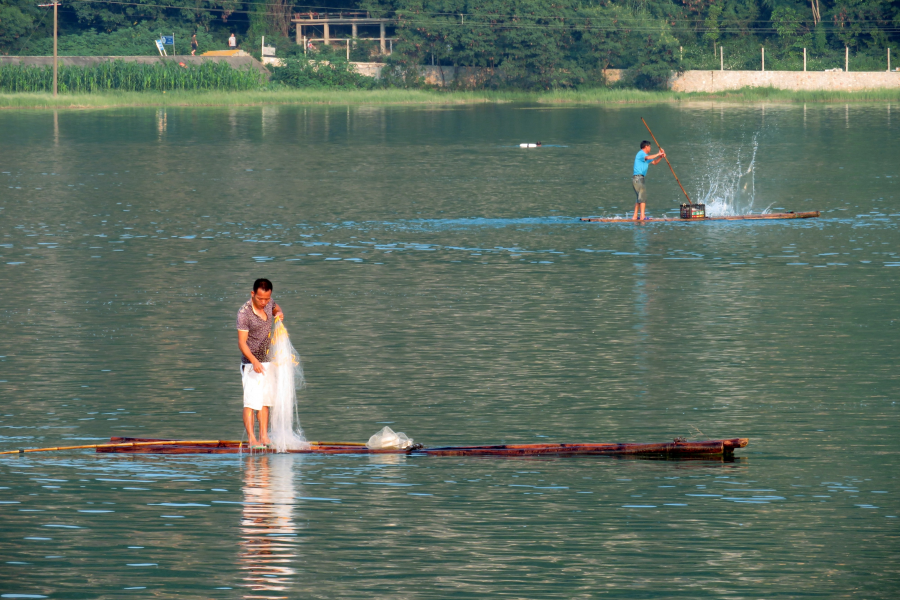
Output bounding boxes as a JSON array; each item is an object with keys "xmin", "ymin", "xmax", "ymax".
[
  {"xmin": 85, "ymin": 437, "xmax": 749, "ymax": 457},
  {"xmin": 579, "ymin": 211, "xmax": 820, "ymax": 223}
]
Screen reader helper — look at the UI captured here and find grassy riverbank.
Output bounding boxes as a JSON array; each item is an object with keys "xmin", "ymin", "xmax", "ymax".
[{"xmin": 1, "ymin": 87, "xmax": 898, "ymax": 109}]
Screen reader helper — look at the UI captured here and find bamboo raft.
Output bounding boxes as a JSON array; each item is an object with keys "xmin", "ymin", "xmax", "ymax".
[
  {"xmin": 579, "ymin": 211, "xmax": 820, "ymax": 223},
  {"xmin": 86, "ymin": 436, "xmax": 749, "ymax": 457}
]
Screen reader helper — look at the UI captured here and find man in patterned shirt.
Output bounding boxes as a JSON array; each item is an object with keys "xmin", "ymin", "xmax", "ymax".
[{"xmin": 237, "ymin": 278, "xmax": 284, "ymax": 448}]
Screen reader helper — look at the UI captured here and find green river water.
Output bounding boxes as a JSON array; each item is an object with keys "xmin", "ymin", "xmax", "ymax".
[{"xmin": 1, "ymin": 103, "xmax": 898, "ymax": 598}]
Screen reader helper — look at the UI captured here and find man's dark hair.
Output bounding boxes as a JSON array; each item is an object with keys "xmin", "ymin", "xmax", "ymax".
[
  {"xmin": 640, "ymin": 140, "xmax": 651, "ymax": 149},
  {"xmin": 253, "ymin": 278, "xmax": 273, "ymax": 293}
]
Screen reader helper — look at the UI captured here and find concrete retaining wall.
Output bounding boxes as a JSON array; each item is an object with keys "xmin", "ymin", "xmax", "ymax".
[
  {"xmin": 0, "ymin": 55, "xmax": 270, "ymax": 75},
  {"xmin": 351, "ymin": 62, "xmax": 498, "ymax": 86},
  {"xmin": 351, "ymin": 62, "xmax": 383, "ymax": 78},
  {"xmin": 670, "ymin": 70, "xmax": 900, "ymax": 92},
  {"xmin": 354, "ymin": 63, "xmax": 621, "ymax": 86},
  {"xmin": 352, "ymin": 63, "xmax": 899, "ymax": 91}
]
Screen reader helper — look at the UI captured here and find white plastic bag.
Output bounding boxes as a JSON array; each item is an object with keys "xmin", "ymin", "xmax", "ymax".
[{"xmin": 366, "ymin": 426, "xmax": 414, "ymax": 450}]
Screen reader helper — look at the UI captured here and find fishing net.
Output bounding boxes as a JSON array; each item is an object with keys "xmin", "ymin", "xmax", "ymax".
[
  {"xmin": 366, "ymin": 426, "xmax": 414, "ymax": 450},
  {"xmin": 266, "ymin": 317, "xmax": 310, "ymax": 452}
]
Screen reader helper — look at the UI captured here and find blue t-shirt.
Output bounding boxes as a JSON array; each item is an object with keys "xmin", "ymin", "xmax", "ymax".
[{"xmin": 633, "ymin": 149, "xmax": 653, "ymax": 176}]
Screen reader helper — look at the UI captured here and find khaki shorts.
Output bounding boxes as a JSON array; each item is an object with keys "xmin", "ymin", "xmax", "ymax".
[
  {"xmin": 241, "ymin": 362, "xmax": 274, "ymax": 410},
  {"xmin": 632, "ymin": 175, "xmax": 647, "ymax": 204}
]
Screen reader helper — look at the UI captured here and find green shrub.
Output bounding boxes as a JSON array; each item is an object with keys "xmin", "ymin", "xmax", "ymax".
[{"xmin": 270, "ymin": 52, "xmax": 376, "ymax": 89}]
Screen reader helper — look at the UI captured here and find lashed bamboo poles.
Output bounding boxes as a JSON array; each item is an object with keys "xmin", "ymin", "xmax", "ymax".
[
  {"xmin": 0, "ymin": 440, "xmax": 367, "ymax": 455},
  {"xmin": 0, "ymin": 440, "xmax": 226, "ymax": 455}
]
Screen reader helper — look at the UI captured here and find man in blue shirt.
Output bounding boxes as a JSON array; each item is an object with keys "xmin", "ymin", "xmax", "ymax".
[{"xmin": 632, "ymin": 140, "xmax": 665, "ymax": 220}]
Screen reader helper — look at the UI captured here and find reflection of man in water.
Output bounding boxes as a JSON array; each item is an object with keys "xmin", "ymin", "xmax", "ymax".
[
  {"xmin": 240, "ymin": 455, "xmax": 299, "ymax": 592},
  {"xmin": 237, "ymin": 278, "xmax": 283, "ymax": 448},
  {"xmin": 632, "ymin": 140, "xmax": 665, "ymax": 221}
]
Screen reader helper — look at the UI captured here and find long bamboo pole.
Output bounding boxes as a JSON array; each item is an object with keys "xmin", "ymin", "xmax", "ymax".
[
  {"xmin": 0, "ymin": 439, "xmax": 368, "ymax": 455},
  {"xmin": 0, "ymin": 440, "xmax": 226, "ymax": 455},
  {"xmin": 641, "ymin": 117, "xmax": 692, "ymax": 205},
  {"xmin": 312, "ymin": 441, "xmax": 368, "ymax": 446}
]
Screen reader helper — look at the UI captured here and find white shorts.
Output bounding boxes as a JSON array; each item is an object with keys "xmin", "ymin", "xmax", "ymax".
[{"xmin": 241, "ymin": 362, "xmax": 274, "ymax": 411}]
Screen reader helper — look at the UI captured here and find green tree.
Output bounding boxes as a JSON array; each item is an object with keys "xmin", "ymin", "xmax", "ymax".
[
  {"xmin": 0, "ymin": 0, "xmax": 43, "ymax": 52},
  {"xmin": 67, "ymin": 0, "xmax": 240, "ymax": 33},
  {"xmin": 770, "ymin": 6, "xmax": 805, "ymax": 50},
  {"xmin": 371, "ymin": 0, "xmax": 685, "ymax": 89},
  {"xmin": 720, "ymin": 0, "xmax": 760, "ymax": 39},
  {"xmin": 702, "ymin": 3, "xmax": 722, "ymax": 49},
  {"xmin": 828, "ymin": 0, "xmax": 895, "ymax": 49},
  {"xmin": 271, "ymin": 49, "xmax": 376, "ymax": 88}
]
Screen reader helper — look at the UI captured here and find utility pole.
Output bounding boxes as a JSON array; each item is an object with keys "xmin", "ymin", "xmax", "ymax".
[
  {"xmin": 39, "ymin": 2, "xmax": 60, "ymax": 96},
  {"xmin": 54, "ymin": 1, "xmax": 57, "ymax": 96}
]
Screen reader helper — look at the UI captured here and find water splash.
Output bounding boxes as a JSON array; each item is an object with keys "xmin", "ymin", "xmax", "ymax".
[
  {"xmin": 694, "ymin": 134, "xmax": 766, "ymax": 217},
  {"xmin": 267, "ymin": 319, "xmax": 310, "ymax": 452}
]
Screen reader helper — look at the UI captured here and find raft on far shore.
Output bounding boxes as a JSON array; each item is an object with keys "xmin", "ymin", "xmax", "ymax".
[
  {"xmin": 96, "ymin": 437, "xmax": 749, "ymax": 457},
  {"xmin": 580, "ymin": 211, "xmax": 820, "ymax": 223}
]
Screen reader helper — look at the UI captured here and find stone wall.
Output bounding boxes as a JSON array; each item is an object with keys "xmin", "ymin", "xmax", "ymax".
[
  {"xmin": 669, "ymin": 70, "xmax": 900, "ymax": 92},
  {"xmin": 351, "ymin": 62, "xmax": 500, "ymax": 86},
  {"xmin": 353, "ymin": 63, "xmax": 617, "ymax": 86},
  {"xmin": 0, "ymin": 55, "xmax": 270, "ymax": 75},
  {"xmin": 351, "ymin": 62, "xmax": 386, "ymax": 79},
  {"xmin": 352, "ymin": 63, "xmax": 900, "ymax": 92}
]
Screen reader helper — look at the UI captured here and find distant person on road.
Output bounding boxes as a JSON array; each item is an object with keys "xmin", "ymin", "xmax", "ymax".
[
  {"xmin": 228, "ymin": 33, "xmax": 237, "ymax": 52},
  {"xmin": 632, "ymin": 140, "xmax": 665, "ymax": 221},
  {"xmin": 191, "ymin": 33, "xmax": 198, "ymax": 56}
]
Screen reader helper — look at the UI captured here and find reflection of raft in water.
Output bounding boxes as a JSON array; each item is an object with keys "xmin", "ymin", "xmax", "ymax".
[
  {"xmin": 94, "ymin": 436, "xmax": 749, "ymax": 457},
  {"xmin": 580, "ymin": 211, "xmax": 820, "ymax": 223}
]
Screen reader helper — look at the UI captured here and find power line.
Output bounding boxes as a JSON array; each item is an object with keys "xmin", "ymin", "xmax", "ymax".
[
  {"xmin": 15, "ymin": 6, "xmax": 52, "ymax": 55},
  {"xmin": 8, "ymin": 0, "xmax": 898, "ymax": 47},
  {"xmin": 56, "ymin": 0, "xmax": 900, "ymax": 29}
]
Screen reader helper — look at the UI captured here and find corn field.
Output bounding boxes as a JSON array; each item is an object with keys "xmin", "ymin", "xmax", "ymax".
[{"xmin": 0, "ymin": 61, "xmax": 266, "ymax": 93}]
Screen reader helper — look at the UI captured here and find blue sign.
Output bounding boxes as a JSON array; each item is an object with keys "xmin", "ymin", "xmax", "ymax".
[{"xmin": 161, "ymin": 35, "xmax": 174, "ymax": 45}]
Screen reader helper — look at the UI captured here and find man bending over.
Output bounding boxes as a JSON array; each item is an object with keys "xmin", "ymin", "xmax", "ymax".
[{"xmin": 237, "ymin": 278, "xmax": 283, "ymax": 448}]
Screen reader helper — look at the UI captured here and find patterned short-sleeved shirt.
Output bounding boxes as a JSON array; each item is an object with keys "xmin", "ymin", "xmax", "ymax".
[{"xmin": 236, "ymin": 299, "xmax": 274, "ymax": 364}]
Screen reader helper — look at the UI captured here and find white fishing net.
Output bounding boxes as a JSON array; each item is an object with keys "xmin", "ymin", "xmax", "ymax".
[
  {"xmin": 266, "ymin": 318, "xmax": 310, "ymax": 452},
  {"xmin": 366, "ymin": 426, "xmax": 414, "ymax": 450}
]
